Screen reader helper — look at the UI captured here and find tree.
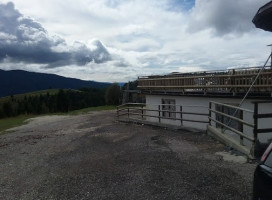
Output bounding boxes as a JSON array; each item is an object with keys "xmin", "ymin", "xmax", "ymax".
[
  {"xmin": 105, "ymin": 83, "xmax": 121, "ymax": 105},
  {"xmin": 122, "ymin": 80, "xmax": 138, "ymax": 90},
  {"xmin": 3, "ymin": 101, "xmax": 12, "ymax": 117},
  {"xmin": 57, "ymin": 89, "xmax": 69, "ymax": 112}
]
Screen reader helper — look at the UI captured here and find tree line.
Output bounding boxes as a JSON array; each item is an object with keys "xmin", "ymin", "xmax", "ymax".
[{"xmin": 0, "ymin": 84, "xmax": 121, "ymax": 118}]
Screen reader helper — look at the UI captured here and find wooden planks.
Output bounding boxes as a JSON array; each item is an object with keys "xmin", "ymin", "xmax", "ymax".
[{"xmin": 138, "ymin": 67, "xmax": 272, "ymax": 93}]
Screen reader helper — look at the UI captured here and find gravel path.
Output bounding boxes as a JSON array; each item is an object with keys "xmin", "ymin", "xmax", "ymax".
[{"xmin": 0, "ymin": 111, "xmax": 256, "ymax": 200}]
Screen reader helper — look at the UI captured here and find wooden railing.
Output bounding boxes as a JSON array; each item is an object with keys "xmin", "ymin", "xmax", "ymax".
[
  {"xmin": 117, "ymin": 101, "xmax": 272, "ymax": 158},
  {"xmin": 137, "ymin": 67, "xmax": 272, "ymax": 93},
  {"xmin": 208, "ymin": 100, "xmax": 272, "ymax": 145},
  {"xmin": 117, "ymin": 103, "xmax": 209, "ymax": 125},
  {"xmin": 253, "ymin": 101, "xmax": 272, "ymax": 138},
  {"xmin": 208, "ymin": 100, "xmax": 272, "ymax": 157},
  {"xmin": 117, "ymin": 103, "xmax": 146, "ymax": 121},
  {"xmin": 208, "ymin": 101, "xmax": 255, "ymax": 145}
]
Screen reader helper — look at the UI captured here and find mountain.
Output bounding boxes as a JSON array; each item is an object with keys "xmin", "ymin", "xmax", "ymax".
[
  {"xmin": 117, "ymin": 82, "xmax": 126, "ymax": 87},
  {"xmin": 0, "ymin": 69, "xmax": 111, "ymax": 97}
]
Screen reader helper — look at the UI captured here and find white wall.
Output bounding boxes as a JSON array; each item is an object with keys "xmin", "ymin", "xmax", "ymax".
[{"xmin": 145, "ymin": 95, "xmax": 272, "ymax": 145}]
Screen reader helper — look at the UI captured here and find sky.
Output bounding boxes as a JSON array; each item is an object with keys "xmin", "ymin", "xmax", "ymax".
[{"xmin": 0, "ymin": 0, "xmax": 271, "ymax": 82}]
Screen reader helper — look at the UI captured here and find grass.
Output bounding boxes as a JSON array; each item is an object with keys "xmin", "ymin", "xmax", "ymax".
[
  {"xmin": 0, "ymin": 105, "xmax": 116, "ymax": 133},
  {"xmin": 0, "ymin": 115, "xmax": 36, "ymax": 134},
  {"xmin": 68, "ymin": 105, "xmax": 116, "ymax": 115}
]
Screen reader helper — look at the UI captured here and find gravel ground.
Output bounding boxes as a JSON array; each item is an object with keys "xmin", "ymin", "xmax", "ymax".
[{"xmin": 0, "ymin": 110, "xmax": 256, "ymax": 200}]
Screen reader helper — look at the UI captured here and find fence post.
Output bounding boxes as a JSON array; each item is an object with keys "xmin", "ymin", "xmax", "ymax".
[
  {"xmin": 180, "ymin": 106, "xmax": 183, "ymax": 125},
  {"xmin": 141, "ymin": 105, "xmax": 144, "ymax": 120},
  {"xmin": 158, "ymin": 105, "xmax": 161, "ymax": 123},
  {"xmin": 127, "ymin": 105, "xmax": 130, "ymax": 119},
  {"xmin": 239, "ymin": 110, "xmax": 244, "ymax": 146},
  {"xmin": 220, "ymin": 104, "xmax": 224, "ymax": 131},
  {"xmin": 253, "ymin": 102, "xmax": 258, "ymax": 144},
  {"xmin": 208, "ymin": 102, "xmax": 211, "ymax": 125}
]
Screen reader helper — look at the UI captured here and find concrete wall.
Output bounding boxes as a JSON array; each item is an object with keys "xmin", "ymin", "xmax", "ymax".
[{"xmin": 145, "ymin": 95, "xmax": 272, "ymax": 146}]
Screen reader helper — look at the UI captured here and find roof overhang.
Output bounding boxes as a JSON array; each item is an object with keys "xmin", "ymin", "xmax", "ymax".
[{"xmin": 253, "ymin": 1, "xmax": 272, "ymax": 32}]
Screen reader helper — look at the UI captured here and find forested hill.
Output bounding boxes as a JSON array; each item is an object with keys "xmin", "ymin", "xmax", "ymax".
[{"xmin": 0, "ymin": 69, "xmax": 111, "ymax": 97}]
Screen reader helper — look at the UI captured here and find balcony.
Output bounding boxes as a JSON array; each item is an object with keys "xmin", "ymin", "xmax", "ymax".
[{"xmin": 137, "ymin": 67, "xmax": 272, "ymax": 97}]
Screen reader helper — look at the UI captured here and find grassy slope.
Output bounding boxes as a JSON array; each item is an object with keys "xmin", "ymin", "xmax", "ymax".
[
  {"xmin": 0, "ymin": 105, "xmax": 115, "ymax": 133},
  {"xmin": 0, "ymin": 89, "xmax": 115, "ymax": 133},
  {"xmin": 0, "ymin": 115, "xmax": 36, "ymax": 133},
  {"xmin": 68, "ymin": 105, "xmax": 115, "ymax": 115}
]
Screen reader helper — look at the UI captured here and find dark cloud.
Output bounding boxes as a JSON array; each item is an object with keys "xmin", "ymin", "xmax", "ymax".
[
  {"xmin": 0, "ymin": 2, "xmax": 111, "ymax": 67},
  {"xmin": 188, "ymin": 0, "xmax": 268, "ymax": 36},
  {"xmin": 113, "ymin": 59, "xmax": 130, "ymax": 68}
]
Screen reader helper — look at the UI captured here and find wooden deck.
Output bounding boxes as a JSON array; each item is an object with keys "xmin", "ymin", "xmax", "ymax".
[{"xmin": 137, "ymin": 67, "xmax": 272, "ymax": 95}]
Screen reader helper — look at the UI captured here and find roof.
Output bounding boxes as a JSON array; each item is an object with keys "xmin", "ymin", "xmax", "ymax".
[{"xmin": 253, "ymin": 1, "xmax": 272, "ymax": 32}]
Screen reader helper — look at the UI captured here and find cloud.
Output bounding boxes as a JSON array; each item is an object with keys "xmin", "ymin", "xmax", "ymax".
[
  {"xmin": 188, "ymin": 0, "xmax": 269, "ymax": 36},
  {"xmin": 0, "ymin": 0, "xmax": 271, "ymax": 83},
  {"xmin": 0, "ymin": 2, "xmax": 111, "ymax": 67}
]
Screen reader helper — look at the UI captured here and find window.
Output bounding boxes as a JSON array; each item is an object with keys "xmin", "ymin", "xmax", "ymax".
[
  {"xmin": 215, "ymin": 104, "xmax": 243, "ymax": 131},
  {"xmin": 161, "ymin": 99, "xmax": 176, "ymax": 118}
]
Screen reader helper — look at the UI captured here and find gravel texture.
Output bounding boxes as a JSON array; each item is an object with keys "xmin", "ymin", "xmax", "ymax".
[{"xmin": 0, "ymin": 110, "xmax": 256, "ymax": 200}]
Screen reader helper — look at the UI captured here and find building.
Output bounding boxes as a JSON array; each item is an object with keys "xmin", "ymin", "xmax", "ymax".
[{"xmin": 129, "ymin": 66, "xmax": 272, "ymax": 158}]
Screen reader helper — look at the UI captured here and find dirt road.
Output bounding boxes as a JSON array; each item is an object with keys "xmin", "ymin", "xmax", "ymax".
[{"xmin": 0, "ymin": 111, "xmax": 256, "ymax": 200}]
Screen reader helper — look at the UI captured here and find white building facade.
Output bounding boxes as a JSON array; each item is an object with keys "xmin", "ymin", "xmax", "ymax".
[{"xmin": 145, "ymin": 94, "xmax": 271, "ymax": 144}]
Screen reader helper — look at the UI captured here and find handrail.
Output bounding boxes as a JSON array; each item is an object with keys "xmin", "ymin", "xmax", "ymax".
[
  {"xmin": 117, "ymin": 103, "xmax": 209, "ymax": 124},
  {"xmin": 208, "ymin": 117, "xmax": 254, "ymax": 141},
  {"xmin": 209, "ymin": 101, "xmax": 254, "ymax": 113},
  {"xmin": 126, "ymin": 107, "xmax": 209, "ymax": 116},
  {"xmin": 138, "ymin": 72, "xmax": 272, "ymax": 81},
  {"xmin": 138, "ymin": 85, "xmax": 271, "ymax": 88},
  {"xmin": 116, "ymin": 103, "xmax": 145, "ymax": 108},
  {"xmin": 124, "ymin": 112, "xmax": 209, "ymax": 124},
  {"xmin": 118, "ymin": 102, "xmax": 208, "ymax": 108},
  {"xmin": 208, "ymin": 100, "xmax": 256, "ymax": 149},
  {"xmin": 208, "ymin": 109, "xmax": 254, "ymax": 128},
  {"xmin": 138, "ymin": 66, "xmax": 271, "ymax": 79}
]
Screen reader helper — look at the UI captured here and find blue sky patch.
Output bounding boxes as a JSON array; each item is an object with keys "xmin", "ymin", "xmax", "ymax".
[{"xmin": 167, "ymin": 0, "xmax": 195, "ymax": 12}]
